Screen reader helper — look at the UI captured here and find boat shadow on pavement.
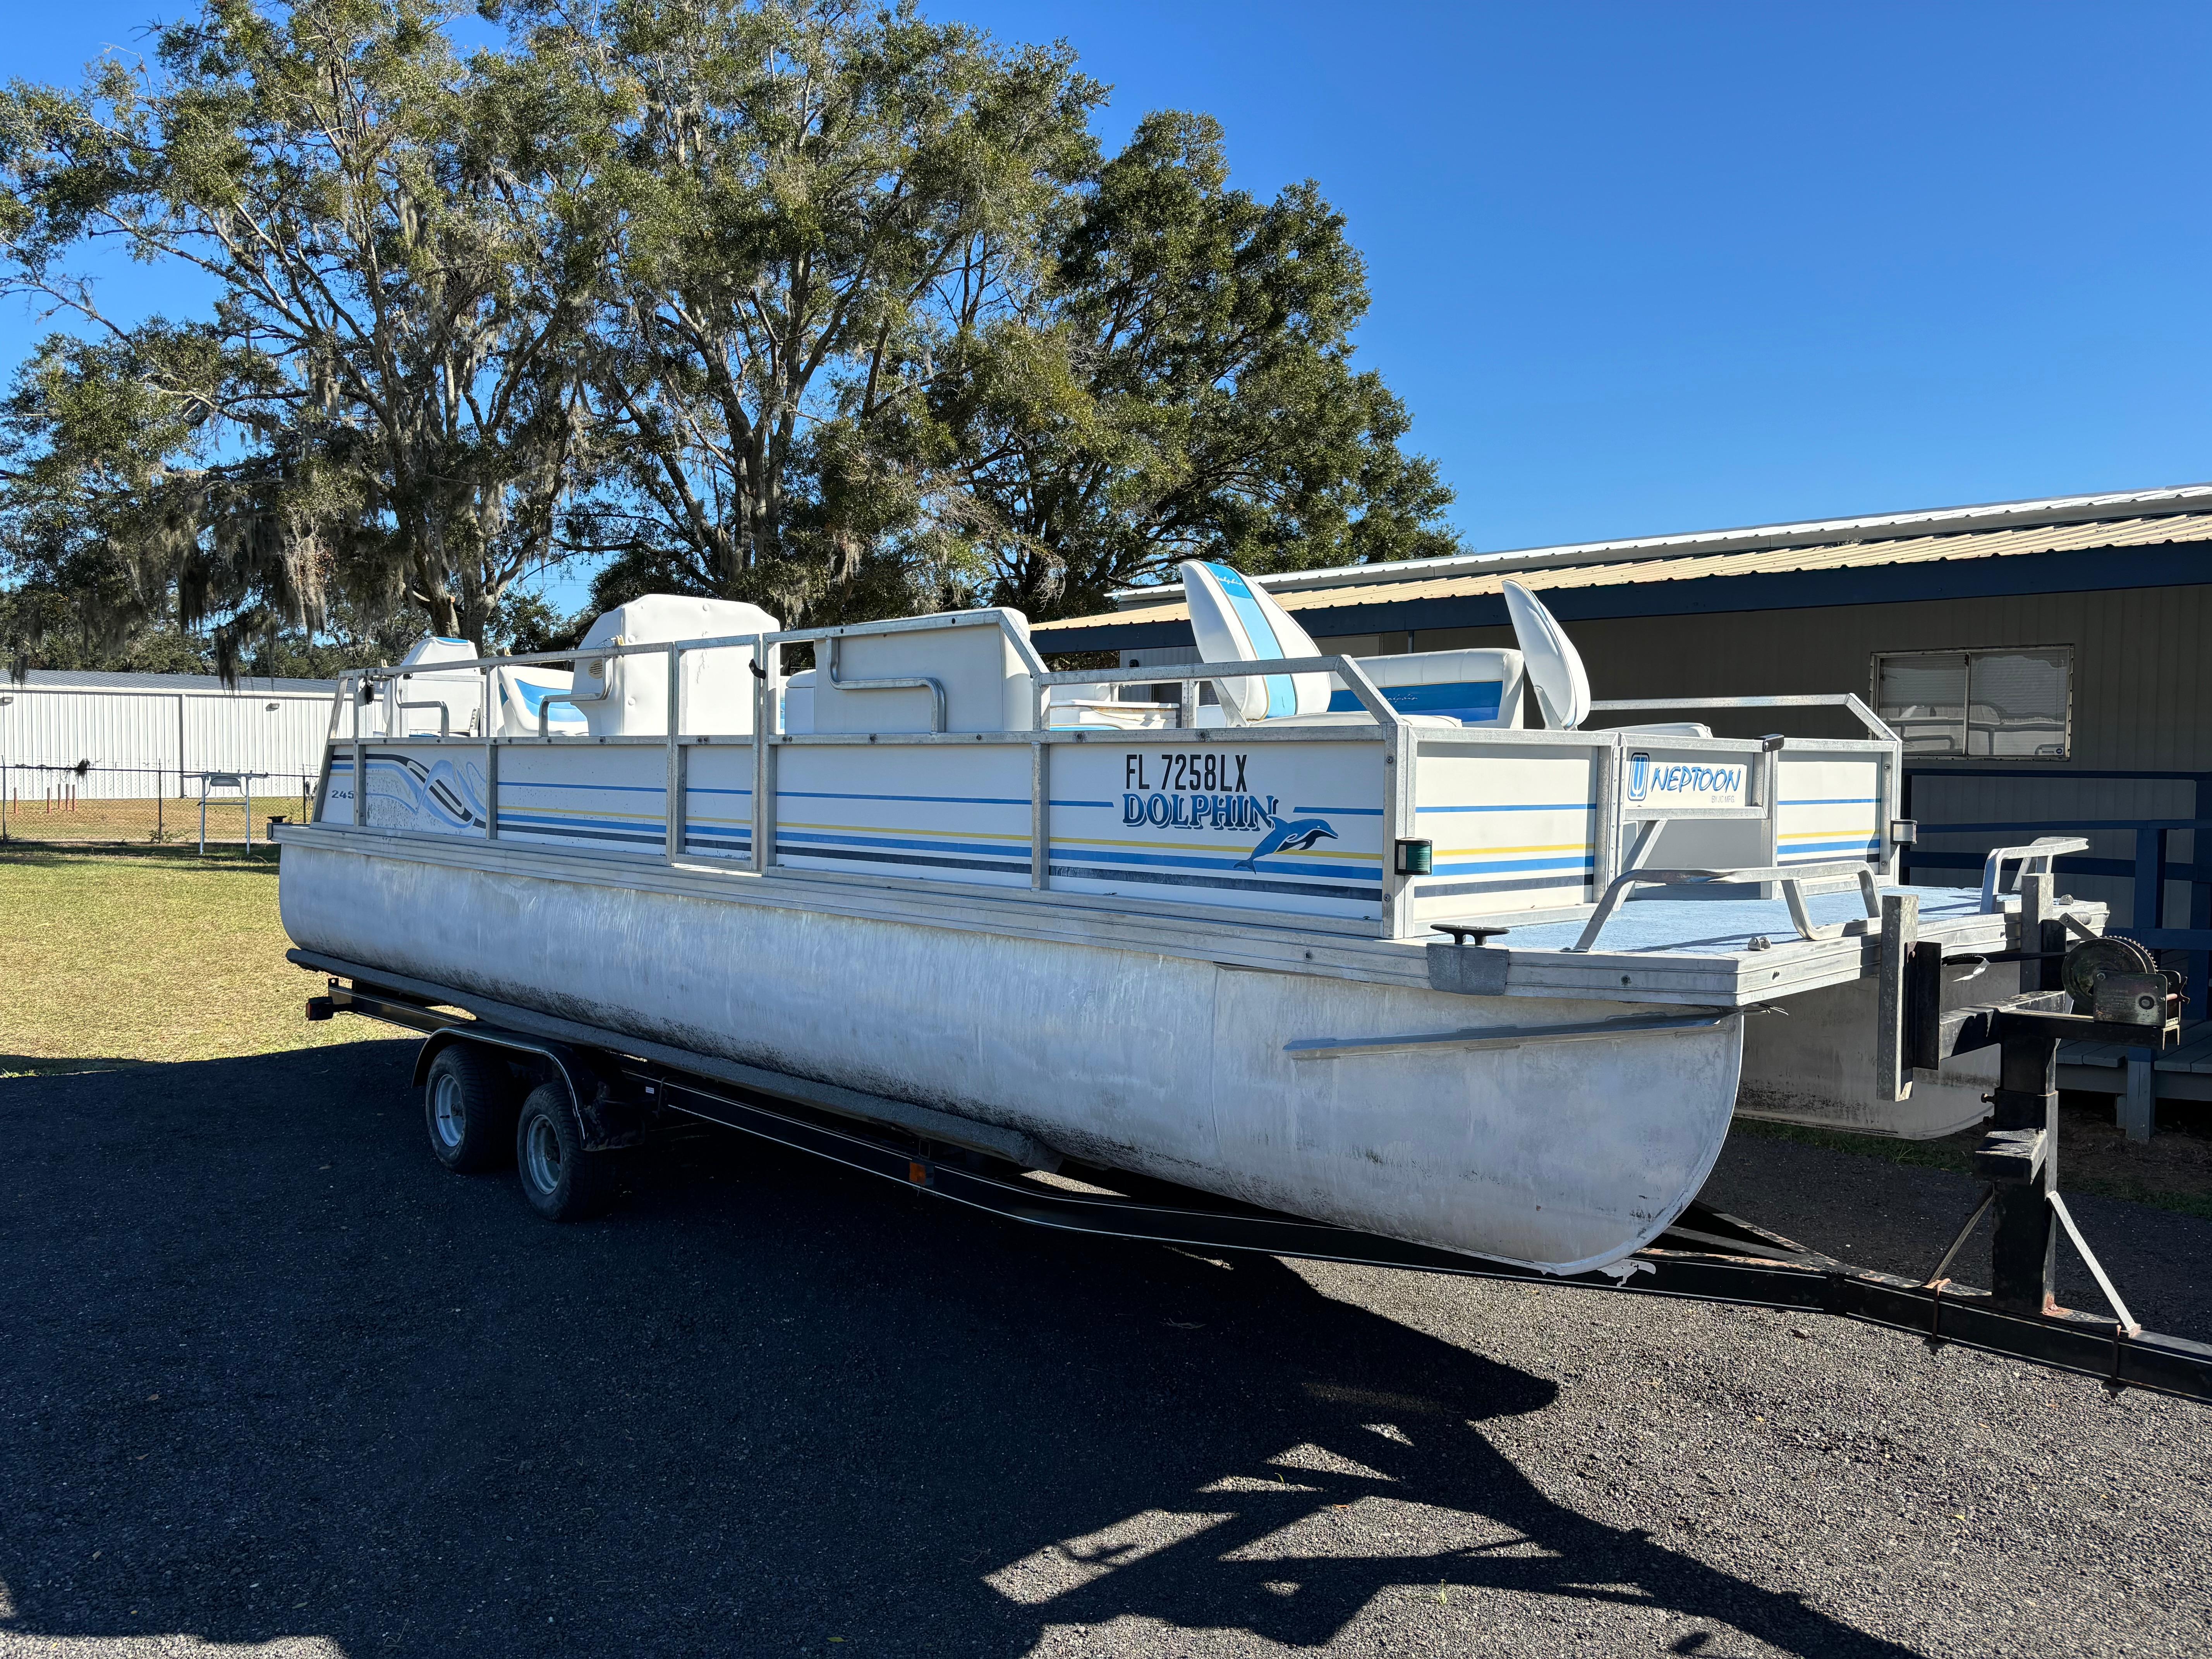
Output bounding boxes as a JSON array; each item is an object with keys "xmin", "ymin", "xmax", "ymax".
[{"xmin": 0, "ymin": 1041, "xmax": 1985, "ymax": 1656}]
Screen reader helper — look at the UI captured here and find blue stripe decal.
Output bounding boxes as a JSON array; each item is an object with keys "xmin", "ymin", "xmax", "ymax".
[
  {"xmin": 496, "ymin": 821, "xmax": 666, "ymax": 848},
  {"xmin": 1326, "ymin": 682, "xmax": 1503, "ymax": 718},
  {"xmin": 1432, "ymin": 855, "xmax": 1595, "ymax": 875},
  {"xmin": 778, "ymin": 830, "xmax": 1030, "ymax": 861},
  {"xmin": 1204, "ymin": 563, "xmax": 1296, "ymax": 719},
  {"xmin": 776, "ymin": 789, "xmax": 1030, "ymax": 806},
  {"xmin": 1293, "ymin": 804, "xmax": 1386, "ymax": 816},
  {"xmin": 1051, "ymin": 862, "xmax": 1381, "ymax": 903},
  {"xmin": 497, "ymin": 811, "xmax": 665, "ymax": 835},
  {"xmin": 686, "ymin": 787, "xmax": 754, "ymax": 798},
  {"xmin": 1419, "ymin": 873, "xmax": 1591, "ymax": 898},
  {"xmin": 503, "ymin": 780, "xmax": 666, "ymax": 794},
  {"xmin": 785, "ymin": 847, "xmax": 1031, "ymax": 877},
  {"xmin": 1048, "ymin": 845, "xmax": 1379, "ymax": 882},
  {"xmin": 1048, "ymin": 799, "xmax": 1115, "ymax": 808}
]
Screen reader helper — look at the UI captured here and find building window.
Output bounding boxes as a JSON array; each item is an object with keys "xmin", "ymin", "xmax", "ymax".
[{"xmin": 1873, "ymin": 647, "xmax": 2072, "ymax": 759}]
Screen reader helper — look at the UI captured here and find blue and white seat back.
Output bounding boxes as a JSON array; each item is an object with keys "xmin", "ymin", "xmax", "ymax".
[
  {"xmin": 1344, "ymin": 649, "xmax": 1526, "ymax": 728},
  {"xmin": 493, "ymin": 665, "xmax": 587, "ymax": 736},
  {"xmin": 1179, "ymin": 562, "xmax": 1333, "ymax": 723},
  {"xmin": 1182, "ymin": 561, "xmax": 1524, "ymax": 728}
]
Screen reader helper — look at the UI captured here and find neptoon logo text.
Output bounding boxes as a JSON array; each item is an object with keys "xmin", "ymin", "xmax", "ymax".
[{"xmin": 1625, "ymin": 750, "xmax": 1743, "ymax": 804}]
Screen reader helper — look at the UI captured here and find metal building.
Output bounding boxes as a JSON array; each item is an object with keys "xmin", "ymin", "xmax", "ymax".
[
  {"xmin": 0, "ymin": 668, "xmax": 337, "ymax": 802},
  {"xmin": 1034, "ymin": 482, "xmax": 2212, "ymax": 1105}
]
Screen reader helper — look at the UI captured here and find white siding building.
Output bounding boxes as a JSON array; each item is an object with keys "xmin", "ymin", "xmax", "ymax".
[{"xmin": 0, "ymin": 669, "xmax": 337, "ymax": 800}]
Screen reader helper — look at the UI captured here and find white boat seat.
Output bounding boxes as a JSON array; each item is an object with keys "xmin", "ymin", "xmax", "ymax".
[
  {"xmin": 1500, "ymin": 580, "xmax": 1592, "ymax": 730},
  {"xmin": 574, "ymin": 595, "xmax": 779, "ymax": 737},
  {"xmin": 1180, "ymin": 560, "xmax": 1522, "ymax": 728},
  {"xmin": 808, "ymin": 607, "xmax": 1037, "ymax": 734},
  {"xmin": 1044, "ymin": 683, "xmax": 1178, "ymax": 730},
  {"xmin": 1333, "ymin": 648, "xmax": 1525, "ymax": 726},
  {"xmin": 1180, "ymin": 561, "xmax": 1335, "ymax": 721},
  {"xmin": 1609, "ymin": 720, "xmax": 1715, "ymax": 739},
  {"xmin": 378, "ymin": 636, "xmax": 484, "ymax": 737},
  {"xmin": 493, "ymin": 665, "xmax": 586, "ymax": 736},
  {"xmin": 780, "ymin": 669, "xmax": 817, "ymax": 734},
  {"xmin": 1261, "ymin": 709, "xmax": 1466, "ymax": 729}
]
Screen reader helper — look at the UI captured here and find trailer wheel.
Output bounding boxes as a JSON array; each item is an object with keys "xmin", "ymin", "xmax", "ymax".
[
  {"xmin": 514, "ymin": 1084, "xmax": 612, "ymax": 1222},
  {"xmin": 423, "ymin": 1044, "xmax": 521, "ymax": 1174}
]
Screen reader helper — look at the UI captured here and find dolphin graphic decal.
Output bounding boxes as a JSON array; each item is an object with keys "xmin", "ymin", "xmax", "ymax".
[{"xmin": 1235, "ymin": 811, "xmax": 1338, "ymax": 871}]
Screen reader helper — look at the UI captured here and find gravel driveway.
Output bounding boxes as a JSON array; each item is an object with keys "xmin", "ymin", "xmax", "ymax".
[{"xmin": 2, "ymin": 1036, "xmax": 2206, "ymax": 1657}]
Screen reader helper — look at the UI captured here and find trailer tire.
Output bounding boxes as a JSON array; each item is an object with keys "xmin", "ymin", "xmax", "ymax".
[
  {"xmin": 514, "ymin": 1084, "xmax": 612, "ymax": 1222},
  {"xmin": 423, "ymin": 1044, "xmax": 521, "ymax": 1174}
]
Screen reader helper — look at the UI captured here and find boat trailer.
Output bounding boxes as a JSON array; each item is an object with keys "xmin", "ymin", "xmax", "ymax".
[{"xmin": 294, "ymin": 881, "xmax": 2212, "ymax": 1407}]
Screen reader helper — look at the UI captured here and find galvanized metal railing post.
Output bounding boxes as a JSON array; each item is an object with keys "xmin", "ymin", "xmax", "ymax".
[
  {"xmin": 352, "ymin": 675, "xmax": 368, "ymax": 828},
  {"xmin": 751, "ymin": 638, "xmax": 778, "ymax": 873},
  {"xmin": 1379, "ymin": 721, "xmax": 1420, "ymax": 939},
  {"xmin": 1031, "ymin": 737, "xmax": 1050, "ymax": 891},
  {"xmin": 481, "ymin": 667, "xmax": 497, "ymax": 841},
  {"xmin": 1590, "ymin": 735, "xmax": 1621, "ymax": 901},
  {"xmin": 665, "ymin": 642, "xmax": 684, "ymax": 862}
]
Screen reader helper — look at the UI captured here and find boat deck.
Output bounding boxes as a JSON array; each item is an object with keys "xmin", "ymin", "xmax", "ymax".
[
  {"xmin": 1444, "ymin": 881, "xmax": 2100, "ymax": 1007},
  {"xmin": 1501, "ymin": 882, "xmax": 1989, "ymax": 955}
]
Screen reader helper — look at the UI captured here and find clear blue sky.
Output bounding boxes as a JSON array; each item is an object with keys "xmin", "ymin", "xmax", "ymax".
[{"xmin": 9, "ymin": 0, "xmax": 2210, "ymax": 580}]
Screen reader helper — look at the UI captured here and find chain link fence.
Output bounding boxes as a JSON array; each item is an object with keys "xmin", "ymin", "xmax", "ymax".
[{"xmin": 0, "ymin": 764, "xmax": 316, "ymax": 851}]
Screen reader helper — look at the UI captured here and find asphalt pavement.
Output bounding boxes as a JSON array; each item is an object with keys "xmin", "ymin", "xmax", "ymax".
[{"xmin": 2, "ymin": 1035, "xmax": 2208, "ymax": 1658}]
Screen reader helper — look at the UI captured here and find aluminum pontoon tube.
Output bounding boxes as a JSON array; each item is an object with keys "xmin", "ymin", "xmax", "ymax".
[{"xmin": 276, "ymin": 834, "xmax": 1744, "ymax": 1275}]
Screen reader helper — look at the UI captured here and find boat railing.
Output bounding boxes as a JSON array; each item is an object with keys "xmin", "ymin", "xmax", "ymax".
[
  {"xmin": 1027, "ymin": 655, "xmax": 1406, "ymax": 732},
  {"xmin": 309, "ymin": 616, "xmax": 1906, "ymax": 942},
  {"xmin": 318, "ymin": 631, "xmax": 778, "ymax": 855},
  {"xmin": 1588, "ymin": 692, "xmax": 1897, "ymax": 743}
]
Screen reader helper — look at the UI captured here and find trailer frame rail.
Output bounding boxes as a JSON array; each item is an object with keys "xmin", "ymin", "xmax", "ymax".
[{"xmin": 304, "ymin": 963, "xmax": 2212, "ymax": 1405}]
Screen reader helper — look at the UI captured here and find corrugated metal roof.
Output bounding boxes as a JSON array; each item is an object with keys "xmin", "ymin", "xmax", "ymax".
[
  {"xmin": 1036, "ymin": 512, "xmax": 2212, "ymax": 635},
  {"xmin": 1107, "ymin": 480, "xmax": 2212, "ymax": 604}
]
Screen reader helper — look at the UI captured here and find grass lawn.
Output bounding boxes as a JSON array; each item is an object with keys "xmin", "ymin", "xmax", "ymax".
[{"xmin": 1, "ymin": 845, "xmax": 402, "ymax": 1077}]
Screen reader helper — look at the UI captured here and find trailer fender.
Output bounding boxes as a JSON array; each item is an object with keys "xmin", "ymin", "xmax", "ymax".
[{"xmin": 411, "ymin": 1029, "xmax": 639, "ymax": 1150}]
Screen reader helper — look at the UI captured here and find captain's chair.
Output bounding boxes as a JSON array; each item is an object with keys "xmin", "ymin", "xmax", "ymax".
[{"xmin": 1178, "ymin": 562, "xmax": 1523, "ymax": 728}]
